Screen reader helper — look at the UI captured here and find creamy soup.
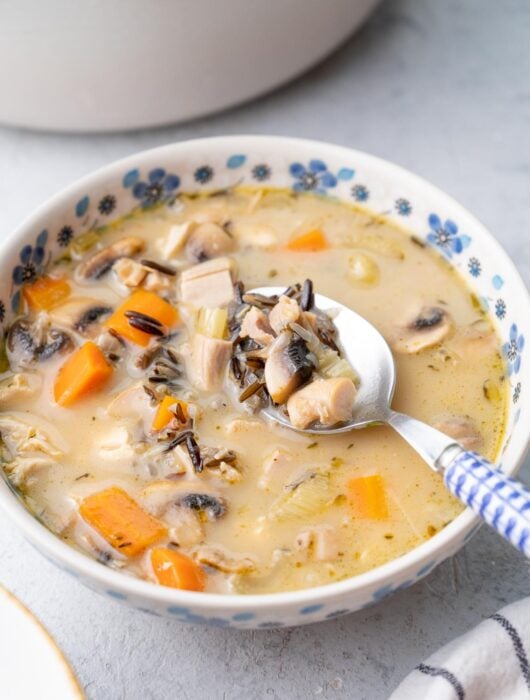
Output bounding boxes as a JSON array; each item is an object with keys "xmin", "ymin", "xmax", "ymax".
[{"xmin": 0, "ymin": 189, "xmax": 507, "ymax": 594}]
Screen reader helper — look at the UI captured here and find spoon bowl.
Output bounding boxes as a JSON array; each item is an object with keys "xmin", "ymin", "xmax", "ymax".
[{"xmin": 251, "ymin": 287, "xmax": 396, "ymax": 432}]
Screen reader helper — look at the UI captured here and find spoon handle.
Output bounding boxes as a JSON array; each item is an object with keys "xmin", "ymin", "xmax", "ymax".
[
  {"xmin": 387, "ymin": 411, "xmax": 530, "ymax": 556},
  {"xmin": 442, "ymin": 450, "xmax": 530, "ymax": 557}
]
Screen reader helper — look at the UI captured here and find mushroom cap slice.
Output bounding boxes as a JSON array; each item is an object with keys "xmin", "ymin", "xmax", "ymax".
[
  {"xmin": 264, "ymin": 331, "xmax": 314, "ymax": 404},
  {"xmin": 391, "ymin": 306, "xmax": 452, "ymax": 354},
  {"xmin": 49, "ymin": 297, "xmax": 113, "ymax": 335},
  {"xmin": 7, "ymin": 316, "xmax": 73, "ymax": 368},
  {"xmin": 185, "ymin": 222, "xmax": 234, "ymax": 263},
  {"xmin": 77, "ymin": 236, "xmax": 145, "ymax": 279},
  {"xmin": 139, "ymin": 480, "xmax": 225, "ymax": 520}
]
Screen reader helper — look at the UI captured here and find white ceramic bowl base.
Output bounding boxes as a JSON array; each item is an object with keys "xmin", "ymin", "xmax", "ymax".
[{"xmin": 0, "ymin": 136, "xmax": 528, "ymax": 628}]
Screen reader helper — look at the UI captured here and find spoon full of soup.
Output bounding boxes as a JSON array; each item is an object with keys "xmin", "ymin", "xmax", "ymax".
[{"xmin": 250, "ymin": 285, "xmax": 530, "ymax": 558}]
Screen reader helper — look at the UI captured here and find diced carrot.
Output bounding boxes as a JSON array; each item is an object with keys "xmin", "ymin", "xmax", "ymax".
[
  {"xmin": 54, "ymin": 341, "xmax": 112, "ymax": 407},
  {"xmin": 286, "ymin": 229, "xmax": 329, "ymax": 252},
  {"xmin": 151, "ymin": 547, "xmax": 205, "ymax": 591},
  {"xmin": 23, "ymin": 276, "xmax": 70, "ymax": 311},
  {"xmin": 105, "ymin": 289, "xmax": 179, "ymax": 346},
  {"xmin": 347, "ymin": 475, "xmax": 389, "ymax": 520},
  {"xmin": 80, "ymin": 487, "xmax": 167, "ymax": 557},
  {"xmin": 152, "ymin": 395, "xmax": 188, "ymax": 431}
]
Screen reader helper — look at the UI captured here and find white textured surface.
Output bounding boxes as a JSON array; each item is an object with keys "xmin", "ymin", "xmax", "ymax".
[{"xmin": 0, "ymin": 1, "xmax": 529, "ymax": 698}]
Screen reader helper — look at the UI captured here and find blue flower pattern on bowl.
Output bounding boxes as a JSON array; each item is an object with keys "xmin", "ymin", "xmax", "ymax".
[
  {"xmin": 252, "ymin": 163, "xmax": 271, "ymax": 182},
  {"xmin": 426, "ymin": 214, "xmax": 471, "ymax": 259},
  {"xmin": 128, "ymin": 167, "xmax": 180, "ymax": 207},
  {"xmin": 57, "ymin": 225, "xmax": 74, "ymax": 247},
  {"xmin": 98, "ymin": 194, "xmax": 117, "ymax": 216},
  {"xmin": 395, "ymin": 198, "xmax": 412, "ymax": 216},
  {"xmin": 495, "ymin": 298, "xmax": 507, "ymax": 319},
  {"xmin": 468, "ymin": 256, "xmax": 481, "ymax": 277},
  {"xmin": 290, "ymin": 159, "xmax": 340, "ymax": 194},
  {"xmin": 11, "ymin": 229, "xmax": 49, "ymax": 311},
  {"xmin": 194, "ymin": 165, "xmax": 214, "ymax": 184},
  {"xmin": 504, "ymin": 324, "xmax": 524, "ymax": 375},
  {"xmin": 351, "ymin": 184, "xmax": 369, "ymax": 202}
]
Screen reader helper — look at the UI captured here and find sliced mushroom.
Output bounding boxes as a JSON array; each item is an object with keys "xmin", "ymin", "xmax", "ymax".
[
  {"xmin": 391, "ymin": 306, "xmax": 452, "ymax": 354},
  {"xmin": 0, "ymin": 373, "xmax": 40, "ymax": 406},
  {"xmin": 432, "ymin": 416, "xmax": 483, "ymax": 450},
  {"xmin": 268, "ymin": 295, "xmax": 300, "ymax": 335},
  {"xmin": 181, "ymin": 493, "xmax": 227, "ymax": 520},
  {"xmin": 193, "ymin": 544, "xmax": 256, "ymax": 573},
  {"xmin": 50, "ymin": 297, "xmax": 113, "ymax": 335},
  {"xmin": 264, "ymin": 331, "xmax": 315, "ymax": 404},
  {"xmin": 287, "ymin": 377, "xmax": 356, "ymax": 429},
  {"xmin": 140, "ymin": 481, "xmax": 226, "ymax": 520},
  {"xmin": 185, "ymin": 222, "xmax": 234, "ymax": 263},
  {"xmin": 7, "ymin": 315, "xmax": 73, "ymax": 368},
  {"xmin": 77, "ymin": 236, "xmax": 145, "ymax": 279},
  {"xmin": 240, "ymin": 306, "xmax": 275, "ymax": 346}
]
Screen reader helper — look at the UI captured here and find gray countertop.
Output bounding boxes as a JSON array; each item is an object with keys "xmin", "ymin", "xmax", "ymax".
[{"xmin": 1, "ymin": 1, "xmax": 529, "ymax": 698}]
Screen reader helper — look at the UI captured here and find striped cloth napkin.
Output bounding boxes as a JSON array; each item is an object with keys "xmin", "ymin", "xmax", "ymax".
[{"xmin": 390, "ymin": 598, "xmax": 530, "ymax": 699}]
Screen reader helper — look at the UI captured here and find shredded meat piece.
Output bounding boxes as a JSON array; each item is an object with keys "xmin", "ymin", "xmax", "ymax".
[
  {"xmin": 240, "ymin": 306, "xmax": 275, "ymax": 346},
  {"xmin": 193, "ymin": 545, "xmax": 257, "ymax": 573}
]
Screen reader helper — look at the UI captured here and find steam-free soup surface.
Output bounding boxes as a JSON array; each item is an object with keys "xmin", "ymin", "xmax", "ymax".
[{"xmin": 0, "ymin": 189, "xmax": 506, "ymax": 594}]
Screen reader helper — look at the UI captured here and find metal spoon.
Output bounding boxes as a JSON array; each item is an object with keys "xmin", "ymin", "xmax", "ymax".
[{"xmin": 252, "ymin": 286, "xmax": 530, "ymax": 557}]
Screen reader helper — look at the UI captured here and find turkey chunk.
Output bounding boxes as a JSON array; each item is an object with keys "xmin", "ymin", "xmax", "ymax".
[
  {"xmin": 295, "ymin": 525, "xmax": 339, "ymax": 562},
  {"xmin": 0, "ymin": 374, "xmax": 40, "ymax": 406},
  {"xmin": 179, "ymin": 257, "xmax": 236, "ymax": 308},
  {"xmin": 240, "ymin": 306, "xmax": 275, "ymax": 346},
  {"xmin": 287, "ymin": 377, "xmax": 356, "ymax": 429},
  {"xmin": 259, "ymin": 449, "xmax": 295, "ymax": 491},
  {"xmin": 193, "ymin": 545, "xmax": 257, "ymax": 574},
  {"xmin": 0, "ymin": 415, "xmax": 63, "ymax": 459},
  {"xmin": 157, "ymin": 222, "xmax": 195, "ymax": 259},
  {"xmin": 268, "ymin": 295, "xmax": 300, "ymax": 334},
  {"xmin": 4, "ymin": 455, "xmax": 57, "ymax": 487},
  {"xmin": 187, "ymin": 333, "xmax": 232, "ymax": 391}
]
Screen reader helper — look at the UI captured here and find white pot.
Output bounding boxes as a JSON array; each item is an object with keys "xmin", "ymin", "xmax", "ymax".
[{"xmin": 0, "ymin": 0, "xmax": 379, "ymax": 132}]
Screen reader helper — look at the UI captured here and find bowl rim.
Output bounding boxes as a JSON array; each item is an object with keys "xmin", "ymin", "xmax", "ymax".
[{"xmin": 1, "ymin": 134, "xmax": 529, "ymax": 612}]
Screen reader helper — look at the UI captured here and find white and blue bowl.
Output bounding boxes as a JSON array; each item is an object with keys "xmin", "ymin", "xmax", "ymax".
[{"xmin": 0, "ymin": 136, "xmax": 528, "ymax": 628}]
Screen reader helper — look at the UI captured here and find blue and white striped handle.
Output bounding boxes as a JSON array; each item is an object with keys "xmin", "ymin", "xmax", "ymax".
[{"xmin": 444, "ymin": 451, "xmax": 530, "ymax": 557}]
